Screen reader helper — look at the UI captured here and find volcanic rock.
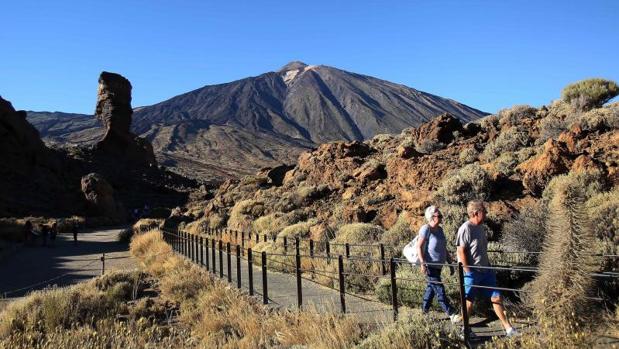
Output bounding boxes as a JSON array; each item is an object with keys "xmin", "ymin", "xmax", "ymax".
[
  {"xmin": 95, "ymin": 72, "xmax": 156, "ymax": 166},
  {"xmin": 81, "ymin": 173, "xmax": 126, "ymax": 220},
  {"xmin": 517, "ymin": 139, "xmax": 573, "ymax": 195}
]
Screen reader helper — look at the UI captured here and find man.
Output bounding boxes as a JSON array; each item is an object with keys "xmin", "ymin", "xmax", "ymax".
[{"xmin": 456, "ymin": 200, "xmax": 518, "ymax": 337}]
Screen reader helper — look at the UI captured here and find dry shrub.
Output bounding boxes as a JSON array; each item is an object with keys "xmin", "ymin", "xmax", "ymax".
[
  {"xmin": 529, "ymin": 173, "xmax": 599, "ymax": 326},
  {"xmin": 228, "ymin": 199, "xmax": 265, "ymax": 231},
  {"xmin": 132, "ymin": 218, "xmax": 162, "ymax": 234},
  {"xmin": 159, "ymin": 259, "xmax": 211, "ymax": 303},
  {"xmin": 458, "ymin": 147, "xmax": 479, "ymax": 165},
  {"xmin": 415, "ymin": 139, "xmax": 444, "ymax": 154},
  {"xmin": 277, "ymin": 219, "xmax": 318, "ymax": 239},
  {"xmin": 357, "ymin": 311, "xmax": 462, "ymax": 349},
  {"xmin": 577, "ymin": 105, "xmax": 619, "ymax": 132},
  {"xmin": 253, "ymin": 210, "xmax": 308, "ymax": 238},
  {"xmin": 482, "ymin": 126, "xmax": 531, "ymax": 161},
  {"xmin": 498, "ymin": 105, "xmax": 537, "ymax": 128},
  {"xmin": 129, "ymin": 230, "xmax": 173, "ymax": 276},
  {"xmin": 1, "ymin": 319, "xmax": 193, "ymax": 349},
  {"xmin": 500, "ymin": 202, "xmax": 546, "ymax": 258},
  {"xmin": 0, "ymin": 271, "xmax": 140, "ymax": 337},
  {"xmin": 333, "ymin": 223, "xmax": 384, "ymax": 244},
  {"xmin": 380, "ymin": 212, "xmax": 413, "ymax": 256},
  {"xmin": 586, "ymin": 188, "xmax": 619, "ymax": 243},
  {"xmin": 435, "ymin": 164, "xmax": 492, "ymax": 206}
]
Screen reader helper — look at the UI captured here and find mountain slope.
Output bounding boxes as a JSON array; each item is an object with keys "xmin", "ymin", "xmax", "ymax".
[{"xmin": 29, "ymin": 62, "xmax": 488, "ymax": 181}]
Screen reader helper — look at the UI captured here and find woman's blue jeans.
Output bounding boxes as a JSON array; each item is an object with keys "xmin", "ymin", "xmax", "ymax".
[{"xmin": 422, "ymin": 267, "xmax": 455, "ymax": 315}]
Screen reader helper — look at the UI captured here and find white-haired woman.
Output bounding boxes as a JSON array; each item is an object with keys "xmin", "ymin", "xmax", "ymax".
[{"xmin": 416, "ymin": 205, "xmax": 460, "ymax": 323}]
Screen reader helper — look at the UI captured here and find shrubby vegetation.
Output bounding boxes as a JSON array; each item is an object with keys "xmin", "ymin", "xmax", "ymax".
[
  {"xmin": 435, "ymin": 163, "xmax": 492, "ymax": 206},
  {"xmin": 414, "ymin": 139, "xmax": 444, "ymax": 154},
  {"xmin": 482, "ymin": 126, "xmax": 531, "ymax": 160},
  {"xmin": 561, "ymin": 78, "xmax": 619, "ymax": 111}
]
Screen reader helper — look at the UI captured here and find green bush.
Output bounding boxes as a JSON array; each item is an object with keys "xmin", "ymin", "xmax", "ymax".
[
  {"xmin": 561, "ymin": 78, "xmax": 619, "ymax": 111},
  {"xmin": 435, "ymin": 164, "xmax": 492, "ymax": 206},
  {"xmin": 482, "ymin": 126, "xmax": 531, "ymax": 160}
]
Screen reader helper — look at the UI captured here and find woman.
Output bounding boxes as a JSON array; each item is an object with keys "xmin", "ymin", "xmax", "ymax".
[{"xmin": 416, "ymin": 205, "xmax": 461, "ymax": 323}]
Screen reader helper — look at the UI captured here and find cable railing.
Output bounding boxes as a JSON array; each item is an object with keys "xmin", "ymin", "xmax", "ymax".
[{"xmin": 161, "ymin": 227, "xmax": 619, "ymax": 347}]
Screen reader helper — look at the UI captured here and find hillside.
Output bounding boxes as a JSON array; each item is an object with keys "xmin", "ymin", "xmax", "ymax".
[{"xmin": 28, "ymin": 62, "xmax": 487, "ymax": 181}]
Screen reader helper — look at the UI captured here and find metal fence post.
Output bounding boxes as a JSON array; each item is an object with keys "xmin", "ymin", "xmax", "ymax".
[
  {"xmin": 219, "ymin": 240, "xmax": 224, "ymax": 278},
  {"xmin": 326, "ymin": 241, "xmax": 331, "ymax": 264},
  {"xmin": 296, "ymin": 252, "xmax": 302, "ymax": 309},
  {"xmin": 283, "ymin": 237, "xmax": 288, "ymax": 253},
  {"xmin": 390, "ymin": 258, "xmax": 398, "ymax": 321},
  {"xmin": 200, "ymin": 237, "xmax": 204, "ymax": 267},
  {"xmin": 101, "ymin": 253, "xmax": 105, "ymax": 275},
  {"xmin": 458, "ymin": 262, "xmax": 471, "ymax": 346},
  {"xmin": 248, "ymin": 248, "xmax": 254, "ymax": 296},
  {"xmin": 227, "ymin": 242, "xmax": 232, "ymax": 282},
  {"xmin": 263, "ymin": 234, "xmax": 267, "ymax": 243},
  {"xmin": 295, "ymin": 237, "xmax": 300, "ymax": 256},
  {"xmin": 261, "ymin": 251, "xmax": 268, "ymax": 304},
  {"xmin": 380, "ymin": 243, "xmax": 386, "ymax": 275},
  {"xmin": 338, "ymin": 255, "xmax": 346, "ymax": 313},
  {"xmin": 211, "ymin": 239, "xmax": 216, "ymax": 274},
  {"xmin": 345, "ymin": 243, "xmax": 350, "ymax": 259},
  {"xmin": 205, "ymin": 237, "xmax": 210, "ymax": 271},
  {"xmin": 236, "ymin": 245, "xmax": 242, "ymax": 288},
  {"xmin": 255, "ymin": 232, "xmax": 259, "ymax": 244},
  {"xmin": 309, "ymin": 239, "xmax": 314, "ymax": 257},
  {"xmin": 242, "ymin": 232, "xmax": 245, "ymax": 252}
]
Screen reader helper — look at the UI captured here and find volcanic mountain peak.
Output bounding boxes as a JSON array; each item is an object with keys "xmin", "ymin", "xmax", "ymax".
[{"xmin": 279, "ymin": 61, "xmax": 309, "ymax": 72}]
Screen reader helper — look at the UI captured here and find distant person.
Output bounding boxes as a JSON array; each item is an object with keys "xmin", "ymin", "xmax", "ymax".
[
  {"xmin": 72, "ymin": 222, "xmax": 79, "ymax": 243},
  {"xmin": 456, "ymin": 200, "xmax": 518, "ymax": 337},
  {"xmin": 41, "ymin": 224, "xmax": 49, "ymax": 247},
  {"xmin": 50, "ymin": 222, "xmax": 58, "ymax": 246},
  {"xmin": 24, "ymin": 221, "xmax": 33, "ymax": 245},
  {"xmin": 142, "ymin": 204, "xmax": 151, "ymax": 218},
  {"xmin": 416, "ymin": 205, "xmax": 461, "ymax": 323}
]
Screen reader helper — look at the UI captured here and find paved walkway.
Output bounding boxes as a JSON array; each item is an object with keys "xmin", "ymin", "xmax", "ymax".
[
  {"xmin": 0, "ymin": 227, "xmax": 135, "ymax": 309},
  {"xmin": 173, "ymin": 236, "xmax": 536, "ymax": 343}
]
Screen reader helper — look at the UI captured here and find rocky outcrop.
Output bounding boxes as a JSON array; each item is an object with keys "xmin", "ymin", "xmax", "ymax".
[
  {"xmin": 81, "ymin": 173, "xmax": 126, "ymax": 220},
  {"xmin": 517, "ymin": 139, "xmax": 573, "ymax": 195},
  {"xmin": 407, "ymin": 113, "xmax": 463, "ymax": 145},
  {"xmin": 0, "ymin": 96, "xmax": 47, "ymax": 175},
  {"xmin": 95, "ymin": 72, "xmax": 156, "ymax": 166}
]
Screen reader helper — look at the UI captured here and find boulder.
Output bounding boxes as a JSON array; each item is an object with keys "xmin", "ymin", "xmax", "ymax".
[
  {"xmin": 517, "ymin": 139, "xmax": 573, "ymax": 195},
  {"xmin": 81, "ymin": 173, "xmax": 126, "ymax": 220},
  {"xmin": 410, "ymin": 113, "xmax": 463, "ymax": 145}
]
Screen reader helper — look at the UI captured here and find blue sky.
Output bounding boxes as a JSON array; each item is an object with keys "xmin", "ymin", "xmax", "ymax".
[{"xmin": 2, "ymin": 1, "xmax": 618, "ymax": 114}]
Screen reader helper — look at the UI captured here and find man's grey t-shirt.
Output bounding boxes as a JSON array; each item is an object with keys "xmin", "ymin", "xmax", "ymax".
[
  {"xmin": 455, "ymin": 221, "xmax": 490, "ymax": 267},
  {"xmin": 419, "ymin": 224, "xmax": 447, "ymax": 265}
]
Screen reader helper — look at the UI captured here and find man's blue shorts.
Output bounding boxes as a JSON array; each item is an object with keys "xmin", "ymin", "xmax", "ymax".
[{"xmin": 464, "ymin": 270, "xmax": 501, "ymax": 300}]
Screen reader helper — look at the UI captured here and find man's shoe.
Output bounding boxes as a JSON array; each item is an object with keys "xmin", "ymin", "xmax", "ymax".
[
  {"xmin": 449, "ymin": 313, "xmax": 462, "ymax": 323},
  {"xmin": 505, "ymin": 327, "xmax": 520, "ymax": 337}
]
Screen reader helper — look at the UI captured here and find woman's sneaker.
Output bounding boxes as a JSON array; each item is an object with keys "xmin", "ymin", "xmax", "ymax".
[
  {"xmin": 505, "ymin": 327, "xmax": 520, "ymax": 337},
  {"xmin": 449, "ymin": 313, "xmax": 462, "ymax": 323}
]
